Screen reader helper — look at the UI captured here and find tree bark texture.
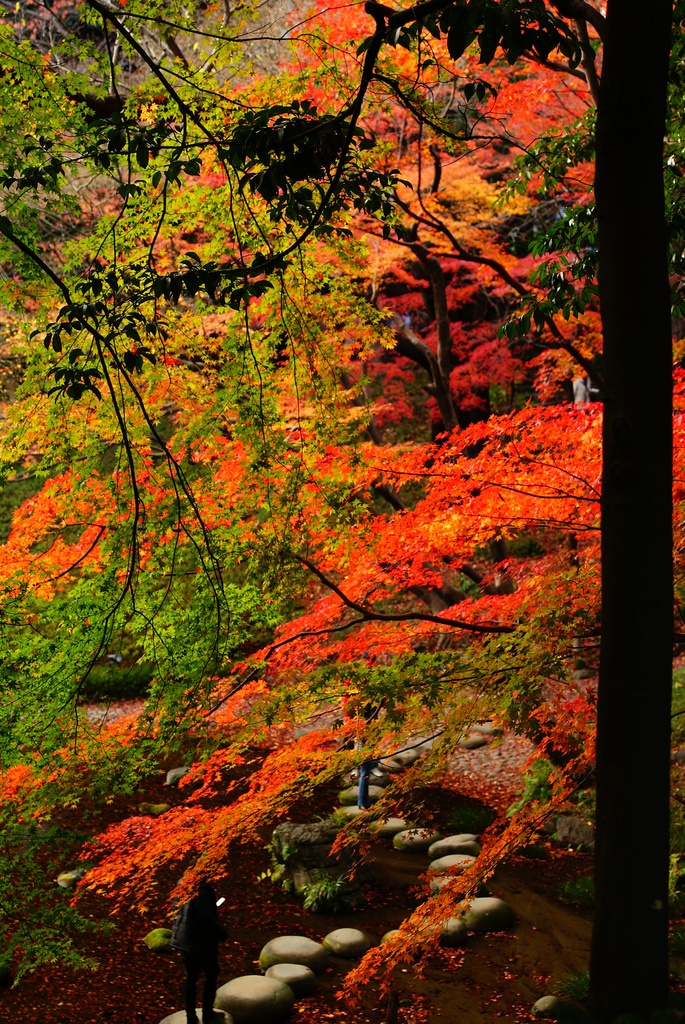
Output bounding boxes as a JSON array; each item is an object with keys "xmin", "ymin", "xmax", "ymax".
[{"xmin": 591, "ymin": 2, "xmax": 673, "ymax": 1019}]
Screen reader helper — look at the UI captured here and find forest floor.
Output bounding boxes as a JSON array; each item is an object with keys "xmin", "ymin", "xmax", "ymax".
[{"xmin": 0, "ymin": 712, "xmax": 601, "ymax": 1024}]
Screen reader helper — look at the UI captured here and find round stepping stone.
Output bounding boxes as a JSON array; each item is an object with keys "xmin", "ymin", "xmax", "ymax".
[
  {"xmin": 258, "ymin": 935, "xmax": 327, "ymax": 974},
  {"xmin": 159, "ymin": 1012, "xmax": 232, "ymax": 1024},
  {"xmin": 430, "ymin": 876, "xmax": 490, "ymax": 895},
  {"xmin": 322, "ymin": 928, "xmax": 374, "ymax": 958},
  {"xmin": 381, "ymin": 929, "xmax": 401, "ymax": 943},
  {"xmin": 139, "ymin": 802, "xmax": 171, "ymax": 816},
  {"xmin": 428, "ymin": 854, "xmax": 476, "ymax": 873},
  {"xmin": 265, "ymin": 964, "xmax": 318, "ymax": 996},
  {"xmin": 336, "ymin": 805, "xmax": 364, "ymax": 819},
  {"xmin": 393, "ymin": 828, "xmax": 442, "ymax": 853},
  {"xmin": 373, "ymin": 817, "xmax": 413, "ymax": 836},
  {"xmin": 215, "ymin": 976, "xmax": 294, "ymax": 1023},
  {"xmin": 370, "ymin": 769, "xmax": 392, "ymax": 787},
  {"xmin": 458, "ymin": 734, "xmax": 488, "ymax": 750},
  {"xmin": 143, "ymin": 928, "xmax": 172, "ymax": 952},
  {"xmin": 532, "ymin": 996, "xmax": 563, "ymax": 1019},
  {"xmin": 440, "ymin": 918, "xmax": 468, "ymax": 947},
  {"xmin": 460, "ymin": 897, "xmax": 514, "ymax": 932},
  {"xmin": 471, "ymin": 722, "xmax": 502, "ymax": 736},
  {"xmin": 338, "ymin": 785, "xmax": 384, "ymax": 806},
  {"xmin": 428, "ymin": 835, "xmax": 480, "ymax": 858},
  {"xmin": 390, "ymin": 749, "xmax": 421, "ymax": 767}
]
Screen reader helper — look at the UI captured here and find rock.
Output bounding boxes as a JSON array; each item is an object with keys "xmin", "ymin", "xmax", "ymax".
[
  {"xmin": 440, "ymin": 918, "xmax": 469, "ymax": 947},
  {"xmin": 458, "ymin": 734, "xmax": 488, "ymax": 750},
  {"xmin": 389, "ymin": 748, "xmax": 421, "ymax": 768},
  {"xmin": 335, "ymin": 805, "xmax": 364, "ymax": 819},
  {"xmin": 165, "ymin": 766, "xmax": 190, "ymax": 786},
  {"xmin": 322, "ymin": 928, "xmax": 374, "ymax": 959},
  {"xmin": 470, "ymin": 722, "xmax": 502, "ymax": 736},
  {"xmin": 381, "ymin": 930, "xmax": 401, "ymax": 943},
  {"xmin": 428, "ymin": 835, "xmax": 480, "ymax": 858},
  {"xmin": 159, "ymin": 1011, "xmax": 231, "ymax": 1024},
  {"xmin": 373, "ymin": 817, "xmax": 413, "ymax": 837},
  {"xmin": 370, "ymin": 769, "xmax": 393, "ymax": 788},
  {"xmin": 258, "ymin": 935, "xmax": 328, "ymax": 974},
  {"xmin": 269, "ymin": 821, "xmax": 374, "ymax": 899},
  {"xmin": 139, "ymin": 802, "xmax": 171, "ymax": 816},
  {"xmin": 143, "ymin": 928, "xmax": 172, "ymax": 952},
  {"xmin": 532, "ymin": 995, "xmax": 563, "ymax": 1019},
  {"xmin": 555, "ymin": 815, "xmax": 595, "ymax": 851},
  {"xmin": 393, "ymin": 828, "xmax": 442, "ymax": 853},
  {"xmin": 215, "ymin": 976, "xmax": 294, "ymax": 1023},
  {"xmin": 381, "ymin": 758, "xmax": 406, "ymax": 772},
  {"xmin": 430, "ymin": 876, "xmax": 489, "ymax": 895},
  {"xmin": 338, "ymin": 785, "xmax": 384, "ymax": 806},
  {"xmin": 460, "ymin": 897, "xmax": 514, "ymax": 932},
  {"xmin": 56, "ymin": 868, "xmax": 86, "ymax": 889},
  {"xmin": 673, "ymin": 749, "xmax": 685, "ymax": 765},
  {"xmin": 572, "ymin": 668, "xmax": 595, "ymax": 681},
  {"xmin": 265, "ymin": 964, "xmax": 318, "ymax": 996},
  {"xmin": 428, "ymin": 853, "xmax": 476, "ymax": 873}
]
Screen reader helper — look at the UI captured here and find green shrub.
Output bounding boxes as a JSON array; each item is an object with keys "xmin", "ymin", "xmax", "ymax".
[
  {"xmin": 556, "ymin": 969, "xmax": 590, "ymax": 1002},
  {"xmin": 669, "ymin": 929, "xmax": 685, "ymax": 955},
  {"xmin": 559, "ymin": 876, "xmax": 595, "ymax": 908},
  {"xmin": 301, "ymin": 875, "xmax": 349, "ymax": 913},
  {"xmin": 448, "ymin": 803, "xmax": 495, "ymax": 835},
  {"xmin": 507, "ymin": 759, "xmax": 554, "ymax": 816},
  {"xmin": 79, "ymin": 664, "xmax": 153, "ymax": 701}
]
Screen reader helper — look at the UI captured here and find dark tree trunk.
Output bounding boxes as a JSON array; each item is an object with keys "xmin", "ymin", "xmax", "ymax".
[{"xmin": 591, "ymin": 2, "xmax": 673, "ymax": 1019}]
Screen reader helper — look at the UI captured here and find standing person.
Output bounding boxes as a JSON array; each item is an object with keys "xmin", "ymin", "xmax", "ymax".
[{"xmin": 170, "ymin": 878, "xmax": 228, "ymax": 1024}]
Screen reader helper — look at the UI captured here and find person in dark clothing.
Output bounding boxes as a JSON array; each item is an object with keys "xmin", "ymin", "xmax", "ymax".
[{"xmin": 170, "ymin": 879, "xmax": 227, "ymax": 1024}]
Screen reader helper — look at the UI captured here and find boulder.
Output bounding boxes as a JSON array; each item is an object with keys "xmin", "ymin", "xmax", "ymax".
[
  {"xmin": 440, "ymin": 918, "xmax": 469, "ymax": 947},
  {"xmin": 672, "ymin": 749, "xmax": 685, "ymax": 765},
  {"xmin": 428, "ymin": 835, "xmax": 480, "ymax": 859},
  {"xmin": 428, "ymin": 853, "xmax": 476, "ymax": 874},
  {"xmin": 143, "ymin": 928, "xmax": 172, "ymax": 952},
  {"xmin": 215, "ymin": 976, "xmax": 294, "ymax": 1023},
  {"xmin": 139, "ymin": 802, "xmax": 171, "ymax": 816},
  {"xmin": 470, "ymin": 722, "xmax": 502, "ymax": 736},
  {"xmin": 269, "ymin": 821, "xmax": 374, "ymax": 899},
  {"xmin": 373, "ymin": 817, "xmax": 413, "ymax": 837},
  {"xmin": 461, "ymin": 897, "xmax": 514, "ymax": 932},
  {"xmin": 322, "ymin": 928, "xmax": 374, "ymax": 959},
  {"xmin": 265, "ymin": 964, "xmax": 318, "ymax": 996},
  {"xmin": 258, "ymin": 935, "xmax": 328, "ymax": 974},
  {"xmin": 165, "ymin": 766, "xmax": 190, "ymax": 786},
  {"xmin": 458, "ymin": 734, "xmax": 488, "ymax": 750},
  {"xmin": 555, "ymin": 815, "xmax": 595, "ymax": 851},
  {"xmin": 338, "ymin": 785, "xmax": 384, "ymax": 806},
  {"xmin": 393, "ymin": 828, "xmax": 442, "ymax": 853},
  {"xmin": 56, "ymin": 868, "xmax": 86, "ymax": 889},
  {"xmin": 389, "ymin": 749, "xmax": 421, "ymax": 768},
  {"xmin": 159, "ymin": 1012, "xmax": 231, "ymax": 1024},
  {"xmin": 532, "ymin": 996, "xmax": 563, "ymax": 1019}
]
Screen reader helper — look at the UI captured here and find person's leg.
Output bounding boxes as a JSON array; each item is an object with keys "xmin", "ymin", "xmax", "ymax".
[
  {"xmin": 201, "ymin": 952, "xmax": 220, "ymax": 1021},
  {"xmin": 181, "ymin": 952, "xmax": 201, "ymax": 1024}
]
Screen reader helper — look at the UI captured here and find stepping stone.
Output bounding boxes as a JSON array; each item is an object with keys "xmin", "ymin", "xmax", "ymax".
[
  {"xmin": 393, "ymin": 828, "xmax": 442, "ymax": 853},
  {"xmin": 215, "ymin": 976, "xmax": 294, "ymax": 1023},
  {"xmin": 373, "ymin": 817, "xmax": 414, "ymax": 837},
  {"xmin": 460, "ymin": 897, "xmax": 514, "ymax": 932},
  {"xmin": 323, "ymin": 928, "xmax": 374, "ymax": 958},
  {"xmin": 143, "ymin": 928, "xmax": 172, "ymax": 952},
  {"xmin": 265, "ymin": 964, "xmax": 318, "ymax": 996},
  {"xmin": 470, "ymin": 722, "xmax": 502, "ymax": 736},
  {"xmin": 532, "ymin": 995, "xmax": 563, "ymax": 1019},
  {"xmin": 165, "ymin": 766, "xmax": 190, "ymax": 786},
  {"xmin": 430, "ymin": 876, "xmax": 490, "ymax": 895},
  {"xmin": 389, "ymin": 749, "xmax": 421, "ymax": 768},
  {"xmin": 258, "ymin": 935, "xmax": 328, "ymax": 973},
  {"xmin": 440, "ymin": 918, "xmax": 468, "ymax": 947},
  {"xmin": 336, "ymin": 805, "xmax": 365, "ymax": 819},
  {"xmin": 338, "ymin": 785, "xmax": 384, "ymax": 806},
  {"xmin": 381, "ymin": 929, "xmax": 401, "ymax": 943},
  {"xmin": 370, "ymin": 769, "xmax": 392, "ymax": 787},
  {"xmin": 159, "ymin": 1012, "xmax": 231, "ymax": 1024},
  {"xmin": 458, "ymin": 734, "xmax": 488, "ymax": 750},
  {"xmin": 138, "ymin": 802, "xmax": 171, "ymax": 816},
  {"xmin": 381, "ymin": 758, "xmax": 405, "ymax": 772},
  {"xmin": 56, "ymin": 868, "xmax": 86, "ymax": 889},
  {"xmin": 428, "ymin": 853, "xmax": 476, "ymax": 873},
  {"xmin": 428, "ymin": 835, "xmax": 480, "ymax": 858}
]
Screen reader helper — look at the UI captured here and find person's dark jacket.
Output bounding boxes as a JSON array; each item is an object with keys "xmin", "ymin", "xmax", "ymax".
[{"xmin": 171, "ymin": 881, "xmax": 227, "ymax": 955}]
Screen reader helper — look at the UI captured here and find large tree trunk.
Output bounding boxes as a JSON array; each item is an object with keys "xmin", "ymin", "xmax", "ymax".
[{"xmin": 591, "ymin": 2, "xmax": 673, "ymax": 1019}]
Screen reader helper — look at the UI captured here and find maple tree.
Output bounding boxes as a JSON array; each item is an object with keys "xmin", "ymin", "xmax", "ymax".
[{"xmin": 0, "ymin": 0, "xmax": 680, "ymax": 1020}]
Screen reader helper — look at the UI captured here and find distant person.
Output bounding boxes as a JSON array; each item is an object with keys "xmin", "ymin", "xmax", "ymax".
[{"xmin": 170, "ymin": 878, "xmax": 228, "ymax": 1024}]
